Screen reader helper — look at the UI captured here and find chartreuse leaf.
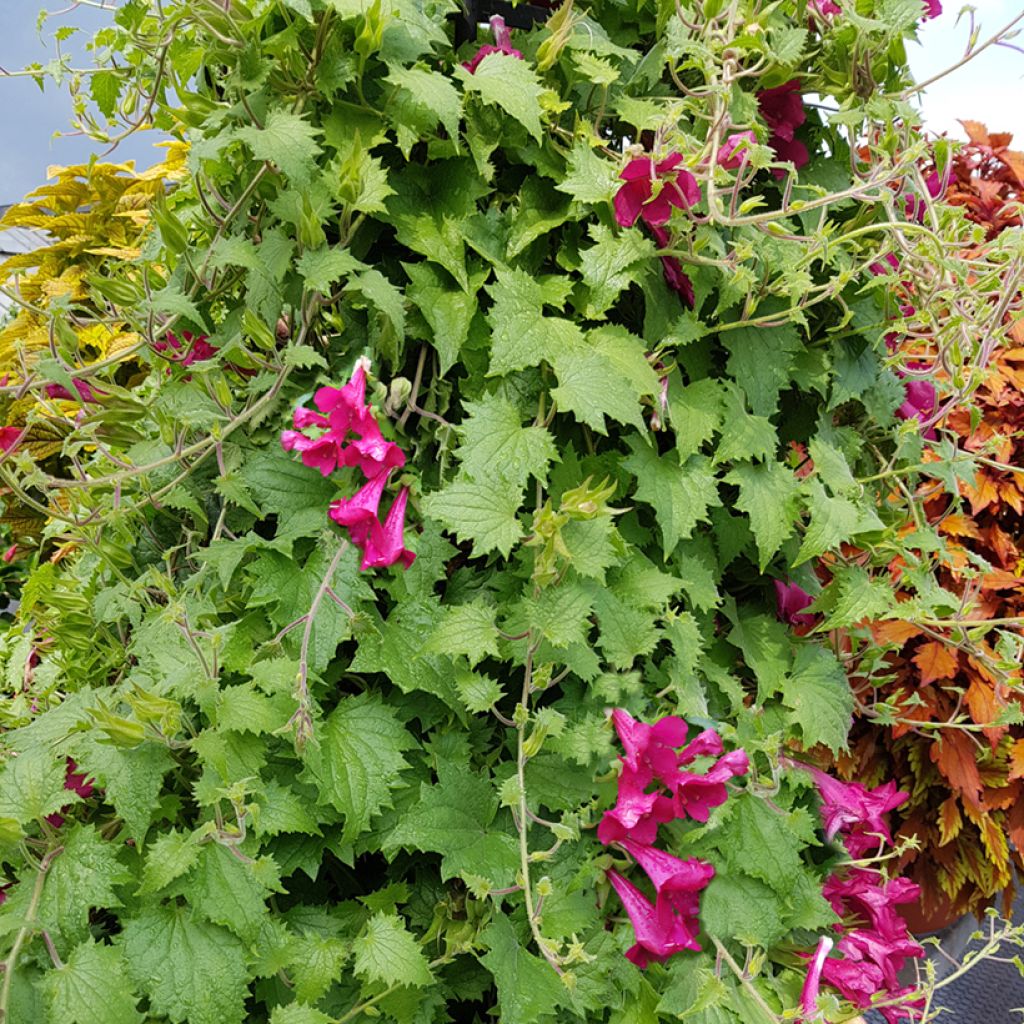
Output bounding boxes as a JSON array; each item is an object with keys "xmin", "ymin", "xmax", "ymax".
[
  {"xmin": 295, "ymin": 247, "xmax": 362, "ymax": 292},
  {"xmin": 454, "ymin": 392, "xmax": 557, "ymax": 491},
  {"xmin": 121, "ymin": 905, "xmax": 248, "ymax": 1024},
  {"xmin": 303, "ymin": 693, "xmax": 413, "ymax": 841},
  {"xmin": 457, "ymin": 53, "xmax": 545, "ymax": 140},
  {"xmin": 422, "ymin": 476, "xmax": 524, "ymax": 557},
  {"xmin": 44, "ymin": 939, "xmax": 143, "ymax": 1024},
  {"xmin": 779, "ymin": 645, "xmax": 854, "ymax": 752},
  {"xmin": 725, "ymin": 461, "xmax": 801, "ymax": 570},
  {"xmin": 479, "ymin": 915, "xmax": 566, "ymax": 1024},
  {"xmin": 622, "ymin": 435, "xmax": 720, "ymax": 557},
  {"xmin": 550, "ymin": 326, "xmax": 661, "ymax": 432},
  {"xmin": 556, "ymin": 138, "xmax": 619, "ymax": 204},
  {"xmin": 486, "ymin": 267, "xmax": 584, "ymax": 376},
  {"xmin": 353, "ymin": 912, "xmax": 433, "ymax": 987},
  {"xmin": 289, "ymin": 933, "xmax": 349, "ymax": 1003},
  {"xmin": 820, "ymin": 564, "xmax": 893, "ymax": 629},
  {"xmin": 385, "ymin": 761, "xmax": 519, "ymax": 886}
]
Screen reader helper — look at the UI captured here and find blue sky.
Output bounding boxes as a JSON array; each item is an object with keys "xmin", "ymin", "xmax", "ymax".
[{"xmin": 0, "ymin": 0, "xmax": 1021, "ymax": 203}]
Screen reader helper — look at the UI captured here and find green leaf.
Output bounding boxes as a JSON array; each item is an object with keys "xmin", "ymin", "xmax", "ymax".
[
  {"xmin": 819, "ymin": 565, "xmax": 894, "ymax": 630},
  {"xmin": 556, "ymin": 139, "xmax": 619, "ymax": 204},
  {"xmin": 295, "ymin": 247, "xmax": 362, "ymax": 293},
  {"xmin": 350, "ymin": 268, "xmax": 406, "ymax": 336},
  {"xmin": 667, "ymin": 377, "xmax": 723, "ymax": 459},
  {"xmin": 387, "ymin": 65, "xmax": 463, "ymax": 142},
  {"xmin": 454, "ymin": 392, "xmax": 557, "ymax": 491},
  {"xmin": 486, "ymin": 267, "xmax": 585, "ymax": 376},
  {"xmin": 302, "ymin": 693, "xmax": 413, "ymax": 842},
  {"xmin": 520, "ymin": 583, "xmax": 595, "ymax": 649},
  {"xmin": 508, "ymin": 177, "xmax": 573, "ymax": 259},
  {"xmin": 727, "ymin": 609, "xmax": 790, "ymax": 704},
  {"xmin": 238, "ymin": 109, "xmax": 322, "ymax": 185},
  {"xmin": 577, "ymin": 223, "xmax": 656, "ymax": 318},
  {"xmin": 712, "ymin": 386, "xmax": 777, "ymax": 464},
  {"xmin": 35, "ymin": 824, "xmax": 131, "ymax": 941},
  {"xmin": 457, "ymin": 53, "xmax": 544, "ymax": 140},
  {"xmin": 721, "ymin": 794, "xmax": 803, "ymax": 894},
  {"xmin": 701, "ymin": 872, "xmax": 786, "ymax": 947},
  {"xmin": 422, "ymin": 476, "xmax": 524, "ymax": 557},
  {"xmin": 622, "ymin": 436, "xmax": 721, "ymax": 557},
  {"xmin": 779, "ymin": 645, "xmax": 854, "ymax": 752},
  {"xmin": 794, "ymin": 479, "xmax": 862, "ymax": 565},
  {"xmin": 44, "ymin": 939, "xmax": 142, "ymax": 1024},
  {"xmin": 426, "ymin": 600, "xmax": 500, "ymax": 667},
  {"xmin": 270, "ymin": 1005, "xmax": 334, "ymax": 1024},
  {"xmin": 121, "ymin": 906, "xmax": 248, "ymax": 1024},
  {"xmin": 404, "ymin": 261, "xmax": 478, "ymax": 373},
  {"xmin": 89, "ymin": 70, "xmax": 123, "ymax": 120},
  {"xmin": 479, "ymin": 915, "xmax": 566, "ymax": 1024},
  {"xmin": 289, "ymin": 934, "xmax": 349, "ymax": 1003},
  {"xmin": 190, "ymin": 843, "xmax": 276, "ymax": 941},
  {"xmin": 550, "ymin": 326, "xmax": 661, "ymax": 433},
  {"xmin": 386, "ymin": 762, "xmax": 519, "ymax": 885},
  {"xmin": 725, "ymin": 461, "xmax": 801, "ymax": 571},
  {"xmin": 590, "ymin": 587, "xmax": 660, "ymax": 669},
  {"xmin": 353, "ymin": 912, "xmax": 433, "ymax": 987},
  {"xmin": 137, "ymin": 829, "xmax": 199, "ymax": 895},
  {"xmin": 0, "ymin": 748, "xmax": 67, "ymax": 824},
  {"xmin": 252, "ymin": 779, "xmax": 323, "ymax": 838}
]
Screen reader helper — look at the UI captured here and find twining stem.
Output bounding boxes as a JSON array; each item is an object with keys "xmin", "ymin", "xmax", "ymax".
[
  {"xmin": 515, "ymin": 635, "xmax": 563, "ymax": 974},
  {"xmin": 0, "ymin": 846, "xmax": 64, "ymax": 1023}
]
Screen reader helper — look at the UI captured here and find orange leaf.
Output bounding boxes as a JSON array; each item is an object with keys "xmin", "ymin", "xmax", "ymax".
[
  {"xmin": 913, "ymin": 641, "xmax": 959, "ymax": 685},
  {"xmin": 871, "ymin": 620, "xmax": 922, "ymax": 645},
  {"xmin": 1008, "ymin": 739, "xmax": 1024, "ymax": 782},
  {"xmin": 938, "ymin": 514, "xmax": 982, "ymax": 540},
  {"xmin": 959, "ymin": 119, "xmax": 990, "ymax": 146},
  {"xmin": 937, "ymin": 796, "xmax": 961, "ymax": 847},
  {"xmin": 966, "ymin": 678, "xmax": 1006, "ymax": 750},
  {"xmin": 931, "ymin": 732, "xmax": 984, "ymax": 807}
]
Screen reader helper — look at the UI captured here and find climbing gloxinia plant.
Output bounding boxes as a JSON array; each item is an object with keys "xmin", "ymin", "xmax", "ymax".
[{"xmin": 2, "ymin": 1, "xmax": 1024, "ymax": 1023}]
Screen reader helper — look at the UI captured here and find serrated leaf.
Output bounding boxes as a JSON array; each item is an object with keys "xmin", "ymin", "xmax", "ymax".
[
  {"xmin": 270, "ymin": 1005, "xmax": 334, "ymax": 1024},
  {"xmin": 701, "ymin": 872, "xmax": 786, "ymax": 947},
  {"xmin": 302, "ymin": 693, "xmax": 413, "ymax": 842},
  {"xmin": 295, "ymin": 247, "xmax": 362, "ymax": 293},
  {"xmin": 121, "ymin": 906, "xmax": 248, "ymax": 1024},
  {"xmin": 404, "ymin": 260, "xmax": 478, "ymax": 373},
  {"xmin": 667, "ymin": 377, "xmax": 723, "ymax": 459},
  {"xmin": 479, "ymin": 915, "xmax": 566, "ymax": 1024},
  {"xmin": 550, "ymin": 326, "xmax": 661, "ymax": 433},
  {"xmin": 138, "ymin": 829, "xmax": 199, "ymax": 895},
  {"xmin": 622, "ymin": 435, "xmax": 721, "ymax": 557},
  {"xmin": 387, "ymin": 65, "xmax": 463, "ymax": 142},
  {"xmin": 191, "ymin": 843, "xmax": 276, "ymax": 941},
  {"xmin": 44, "ymin": 939, "xmax": 142, "ymax": 1024},
  {"xmin": 422, "ymin": 476, "xmax": 524, "ymax": 557},
  {"xmin": 556, "ymin": 139, "xmax": 619, "ymax": 204},
  {"xmin": 712, "ymin": 386, "xmax": 777, "ymax": 464},
  {"xmin": 779, "ymin": 645, "xmax": 854, "ymax": 752},
  {"xmin": 238, "ymin": 109, "xmax": 322, "ymax": 184},
  {"xmin": 578, "ymin": 223, "xmax": 656, "ymax": 318},
  {"xmin": 794, "ymin": 479, "xmax": 862, "ymax": 565},
  {"xmin": 454, "ymin": 393, "xmax": 557, "ymax": 492},
  {"xmin": 353, "ymin": 912, "xmax": 433, "ymax": 987},
  {"xmin": 486, "ymin": 267, "xmax": 585, "ymax": 376},
  {"xmin": 457, "ymin": 53, "xmax": 544, "ymax": 140},
  {"xmin": 0, "ymin": 747, "xmax": 68, "ymax": 824},
  {"xmin": 725, "ymin": 461, "xmax": 801, "ymax": 570},
  {"xmin": 721, "ymin": 793, "xmax": 803, "ymax": 893},
  {"xmin": 426, "ymin": 600, "xmax": 500, "ymax": 667}
]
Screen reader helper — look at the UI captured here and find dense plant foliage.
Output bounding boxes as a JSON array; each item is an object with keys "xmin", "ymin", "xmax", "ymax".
[
  {"xmin": 1, "ymin": 1, "xmax": 1023, "ymax": 1023},
  {"xmin": 842, "ymin": 123, "xmax": 1024, "ymax": 920}
]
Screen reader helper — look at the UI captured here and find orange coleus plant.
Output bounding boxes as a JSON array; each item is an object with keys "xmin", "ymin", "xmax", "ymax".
[{"xmin": 837, "ymin": 125, "xmax": 1024, "ymax": 922}]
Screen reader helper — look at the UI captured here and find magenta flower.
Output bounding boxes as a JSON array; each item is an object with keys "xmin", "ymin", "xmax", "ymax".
[
  {"xmin": 904, "ymin": 171, "xmax": 943, "ymax": 223},
  {"xmin": 802, "ymin": 765, "xmax": 907, "ymax": 854},
  {"xmin": 329, "ymin": 470, "xmax": 390, "ymax": 548},
  {"xmin": 462, "ymin": 15, "xmax": 523, "ymax": 73},
  {"xmin": 0, "ymin": 427, "xmax": 22, "ymax": 453},
  {"xmin": 869, "ymin": 252, "xmax": 900, "ymax": 277},
  {"xmin": 281, "ymin": 429, "xmax": 346, "ymax": 477},
  {"xmin": 757, "ymin": 80, "xmax": 809, "ymax": 177},
  {"xmin": 823, "ymin": 869, "xmax": 920, "ymax": 939},
  {"xmin": 614, "ymin": 154, "xmax": 700, "ymax": 229},
  {"xmin": 618, "ymin": 838, "xmax": 715, "ymax": 900},
  {"xmin": 809, "ymin": 0, "xmax": 842, "ymax": 15},
  {"xmin": 2, "ymin": 544, "xmax": 16, "ymax": 564},
  {"xmin": 359, "ymin": 486, "xmax": 417, "ymax": 570},
  {"xmin": 598, "ymin": 711, "xmax": 747, "ymax": 842},
  {"xmin": 922, "ymin": 0, "xmax": 941, "ymax": 18},
  {"xmin": 799, "ymin": 935, "xmax": 834, "ymax": 1021},
  {"xmin": 342, "ymin": 419, "xmax": 407, "ymax": 478},
  {"xmin": 895, "ymin": 378, "xmax": 937, "ymax": 439},
  {"xmin": 45, "ymin": 757, "xmax": 97, "ymax": 829},
  {"xmin": 650, "ymin": 225, "xmax": 695, "ymax": 307},
  {"xmin": 717, "ymin": 131, "xmax": 757, "ymax": 170},
  {"xmin": 606, "ymin": 869, "xmax": 702, "ymax": 968},
  {"xmin": 0, "ymin": 883, "xmax": 8, "ymax": 906},
  {"xmin": 44, "ymin": 379, "xmax": 102, "ymax": 404},
  {"xmin": 774, "ymin": 579, "xmax": 816, "ymax": 628},
  {"xmin": 154, "ymin": 331, "xmax": 218, "ymax": 367}
]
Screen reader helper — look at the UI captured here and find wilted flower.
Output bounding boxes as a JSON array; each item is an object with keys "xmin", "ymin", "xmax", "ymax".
[
  {"xmin": 650, "ymin": 225, "xmax": 695, "ymax": 307},
  {"xmin": 895, "ymin": 377, "xmax": 937, "ymax": 439},
  {"xmin": 614, "ymin": 153, "xmax": 700, "ymax": 228}
]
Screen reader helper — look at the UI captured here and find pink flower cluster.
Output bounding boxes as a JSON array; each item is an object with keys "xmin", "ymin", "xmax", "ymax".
[
  {"xmin": 600, "ymin": 709, "xmax": 748, "ymax": 967},
  {"xmin": 462, "ymin": 15, "xmax": 523, "ymax": 73},
  {"xmin": 797, "ymin": 765, "xmax": 925, "ymax": 1024},
  {"xmin": 757, "ymin": 79, "xmax": 809, "ymax": 178},
  {"xmin": 613, "ymin": 154, "xmax": 700, "ymax": 308},
  {"xmin": 281, "ymin": 359, "xmax": 415, "ymax": 571},
  {"xmin": 154, "ymin": 330, "xmax": 219, "ymax": 368}
]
